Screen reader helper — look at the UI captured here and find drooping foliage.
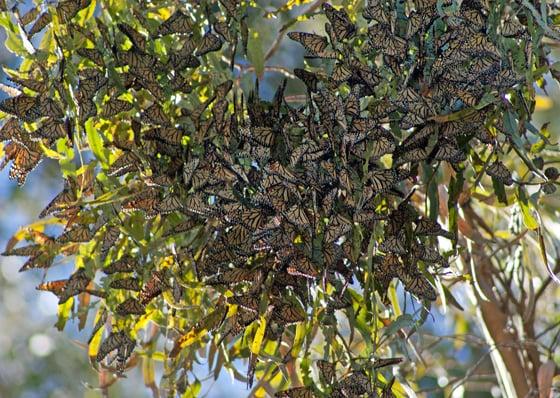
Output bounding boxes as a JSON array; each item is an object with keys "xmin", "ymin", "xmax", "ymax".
[{"xmin": 0, "ymin": 0, "xmax": 559, "ymax": 396}]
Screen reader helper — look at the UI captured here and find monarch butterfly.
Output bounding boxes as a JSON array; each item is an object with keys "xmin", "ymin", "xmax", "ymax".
[
  {"xmin": 367, "ymin": 169, "xmax": 397, "ymax": 193},
  {"xmin": 398, "ymin": 269, "xmax": 437, "ymax": 301},
  {"xmin": 414, "ymin": 217, "xmax": 452, "ymax": 239},
  {"xmin": 206, "ymin": 268, "xmax": 256, "ymax": 285},
  {"xmin": 336, "ymin": 371, "xmax": 370, "ymax": 396},
  {"xmin": 183, "ymin": 193, "xmax": 214, "ymax": 216},
  {"xmin": 103, "ymin": 255, "xmax": 138, "ymax": 274},
  {"xmin": 294, "ymin": 68, "xmax": 319, "ymax": 92},
  {"xmin": 373, "ymin": 357, "xmax": 403, "ymax": 369},
  {"xmin": 366, "ymin": 25, "xmax": 407, "ymax": 59},
  {"xmin": 39, "ymin": 183, "xmax": 76, "ymax": 219},
  {"xmin": 139, "ymin": 269, "xmax": 168, "ymax": 304},
  {"xmin": 144, "ymin": 127, "xmax": 183, "ymax": 145},
  {"xmin": 156, "ymin": 195, "xmax": 183, "ymax": 214},
  {"xmin": 77, "ymin": 48, "xmax": 105, "ymax": 67},
  {"xmin": 116, "ymin": 49, "xmax": 159, "ymax": 71},
  {"xmin": 0, "ymin": 95, "xmax": 40, "ymax": 121},
  {"xmin": 117, "ymin": 23, "xmax": 146, "ymax": 51},
  {"xmin": 57, "ymin": 0, "xmax": 91, "ymax": 22},
  {"xmin": 322, "ymin": 3, "xmax": 356, "ymax": 41},
  {"xmin": 501, "ymin": 17, "xmax": 526, "ymax": 38},
  {"xmin": 494, "ymin": 69, "xmax": 523, "ymax": 89},
  {"xmin": 171, "ymin": 304, "xmax": 228, "ymax": 357},
  {"xmin": 363, "ymin": 2, "xmax": 391, "ymax": 24},
  {"xmin": 2, "ymin": 243, "xmax": 47, "ymax": 257},
  {"xmin": 57, "ymin": 268, "xmax": 91, "ymax": 304},
  {"xmin": 249, "ymin": 126, "xmax": 275, "ymax": 147},
  {"xmin": 272, "ymin": 303, "xmax": 305, "ymax": 325},
  {"xmin": 370, "ymin": 130, "xmax": 397, "ymax": 159},
  {"xmin": 284, "ymin": 205, "xmax": 310, "ymax": 227},
  {"xmin": 486, "ymin": 160, "xmax": 513, "ymax": 186},
  {"xmin": 379, "ymin": 234, "xmax": 407, "ymax": 255},
  {"xmin": 28, "ymin": 12, "xmax": 52, "ymax": 37},
  {"xmin": 123, "ymin": 188, "xmax": 160, "ymax": 214},
  {"xmin": 1, "ymin": 140, "xmax": 43, "ymax": 185},
  {"xmin": 107, "ymin": 152, "xmax": 140, "ymax": 177},
  {"xmin": 324, "ymin": 213, "xmax": 352, "ymax": 243},
  {"xmin": 331, "ymin": 62, "xmax": 352, "ymax": 84},
  {"xmin": 287, "ymin": 256, "xmax": 319, "ymax": 279},
  {"xmin": 110, "ymin": 277, "xmax": 141, "ymax": 291},
  {"xmin": 36, "ymin": 280, "xmax": 67, "ymax": 297},
  {"xmin": 412, "ymin": 243, "xmax": 448, "ymax": 266},
  {"xmin": 18, "ymin": 252, "xmax": 55, "ymax": 272},
  {"xmin": 156, "ymin": 10, "xmax": 193, "ymax": 37},
  {"xmin": 195, "ymin": 32, "xmax": 222, "ymax": 57},
  {"xmin": 35, "ymin": 118, "xmax": 67, "ymax": 140},
  {"xmin": 287, "ymin": 32, "xmax": 336, "ymax": 58},
  {"xmin": 431, "ymin": 140, "xmax": 466, "ymax": 163},
  {"xmin": 275, "ymin": 387, "xmax": 315, "ymax": 398},
  {"xmin": 214, "ymin": 20, "xmax": 235, "ymax": 43},
  {"xmin": 317, "ymin": 360, "xmax": 336, "ymax": 385},
  {"xmin": 57, "ymin": 225, "xmax": 93, "ymax": 244},
  {"xmin": 96, "ymin": 331, "xmax": 136, "ymax": 374},
  {"xmin": 219, "ymin": 0, "xmax": 239, "ymax": 16},
  {"xmin": 228, "ymin": 295, "xmax": 260, "ymax": 312},
  {"xmin": 99, "ymin": 226, "xmax": 120, "ymax": 260},
  {"xmin": 169, "ymin": 51, "xmax": 200, "ymax": 71},
  {"xmin": 19, "ymin": 6, "xmax": 40, "ymax": 26},
  {"xmin": 77, "ymin": 72, "xmax": 108, "ymax": 100},
  {"xmin": 101, "ymin": 98, "xmax": 133, "ymax": 118},
  {"xmin": 116, "ymin": 297, "xmax": 146, "ymax": 316}
]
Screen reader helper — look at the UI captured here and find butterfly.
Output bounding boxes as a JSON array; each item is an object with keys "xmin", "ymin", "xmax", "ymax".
[
  {"xmin": 398, "ymin": 269, "xmax": 437, "ymax": 301},
  {"xmin": 56, "ymin": 225, "xmax": 93, "ymax": 244},
  {"xmin": 57, "ymin": 0, "xmax": 91, "ymax": 22},
  {"xmin": 139, "ymin": 269, "xmax": 168, "ymax": 304},
  {"xmin": 117, "ymin": 23, "xmax": 147, "ymax": 50},
  {"xmin": 96, "ymin": 331, "xmax": 136, "ymax": 374},
  {"xmin": 101, "ymin": 98, "xmax": 133, "ymax": 118},
  {"xmin": 36, "ymin": 280, "xmax": 67, "ymax": 297},
  {"xmin": 287, "ymin": 256, "xmax": 319, "ymax": 279},
  {"xmin": 218, "ymin": 0, "xmax": 239, "ymax": 16},
  {"xmin": 103, "ymin": 255, "xmax": 139, "ymax": 274},
  {"xmin": 486, "ymin": 161, "xmax": 513, "ymax": 186},
  {"xmin": 324, "ymin": 213, "xmax": 352, "ymax": 243},
  {"xmin": 367, "ymin": 169, "xmax": 397, "ymax": 193},
  {"xmin": 322, "ymin": 3, "xmax": 356, "ymax": 41},
  {"xmin": 284, "ymin": 205, "xmax": 311, "ymax": 227},
  {"xmin": 57, "ymin": 268, "xmax": 91, "ymax": 304},
  {"xmin": 317, "ymin": 360, "xmax": 336, "ymax": 385},
  {"xmin": 116, "ymin": 297, "xmax": 146, "ymax": 316},
  {"xmin": 156, "ymin": 10, "xmax": 193, "ymax": 36},
  {"xmin": 195, "ymin": 32, "xmax": 223, "ymax": 57},
  {"xmin": 0, "ymin": 139, "xmax": 43, "ymax": 185},
  {"xmin": 0, "ymin": 95, "xmax": 40, "ymax": 122},
  {"xmin": 271, "ymin": 303, "xmax": 305, "ymax": 325},
  {"xmin": 28, "ymin": 12, "xmax": 52, "ymax": 37},
  {"xmin": 275, "ymin": 387, "xmax": 315, "ymax": 398},
  {"xmin": 335, "ymin": 371, "xmax": 371, "ymax": 396},
  {"xmin": 287, "ymin": 32, "xmax": 336, "ymax": 58},
  {"xmin": 110, "ymin": 277, "xmax": 141, "ymax": 291}
]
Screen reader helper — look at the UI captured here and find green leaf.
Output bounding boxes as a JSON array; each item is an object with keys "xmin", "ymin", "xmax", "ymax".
[
  {"xmin": 492, "ymin": 177, "xmax": 508, "ymax": 205},
  {"xmin": 247, "ymin": 29, "xmax": 264, "ymax": 78},
  {"xmin": 85, "ymin": 119, "xmax": 108, "ymax": 164},
  {"xmin": 517, "ymin": 187, "xmax": 539, "ymax": 230},
  {"xmin": 55, "ymin": 297, "xmax": 74, "ymax": 331}
]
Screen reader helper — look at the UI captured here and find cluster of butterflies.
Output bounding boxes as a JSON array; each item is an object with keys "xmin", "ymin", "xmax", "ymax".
[{"xmin": 0, "ymin": 0, "xmax": 536, "ymax": 393}]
